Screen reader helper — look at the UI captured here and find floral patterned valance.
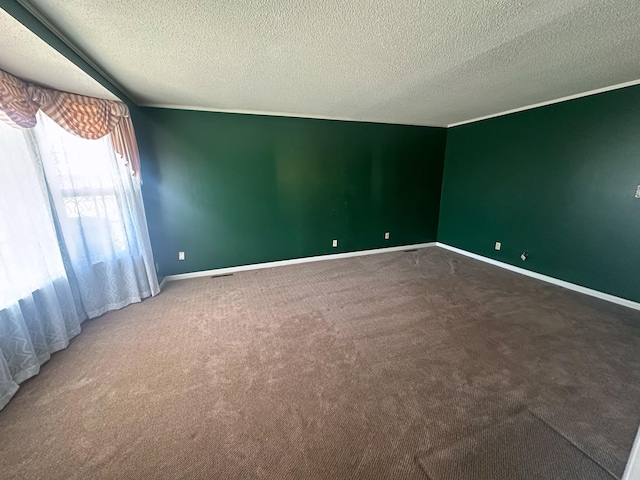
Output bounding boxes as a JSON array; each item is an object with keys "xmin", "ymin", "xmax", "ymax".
[{"xmin": 0, "ymin": 69, "xmax": 140, "ymax": 176}]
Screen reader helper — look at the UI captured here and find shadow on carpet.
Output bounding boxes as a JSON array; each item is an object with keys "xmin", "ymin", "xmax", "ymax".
[{"xmin": 416, "ymin": 411, "xmax": 616, "ymax": 480}]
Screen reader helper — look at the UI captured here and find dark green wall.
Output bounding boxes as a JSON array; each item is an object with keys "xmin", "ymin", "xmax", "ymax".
[
  {"xmin": 1, "ymin": 1, "xmax": 447, "ymax": 279},
  {"xmin": 439, "ymin": 85, "xmax": 640, "ymax": 303},
  {"xmin": 140, "ymin": 108, "xmax": 447, "ymax": 276},
  {"xmin": 6, "ymin": 0, "xmax": 638, "ymax": 301}
]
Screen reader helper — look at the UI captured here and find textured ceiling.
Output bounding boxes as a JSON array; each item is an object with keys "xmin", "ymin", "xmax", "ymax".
[
  {"xmin": 20, "ymin": 0, "xmax": 640, "ymax": 127},
  {"xmin": 0, "ymin": 8, "xmax": 118, "ymax": 100}
]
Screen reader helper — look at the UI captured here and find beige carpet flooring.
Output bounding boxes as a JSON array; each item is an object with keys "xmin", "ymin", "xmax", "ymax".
[
  {"xmin": 0, "ymin": 248, "xmax": 639, "ymax": 479},
  {"xmin": 417, "ymin": 411, "xmax": 616, "ymax": 480}
]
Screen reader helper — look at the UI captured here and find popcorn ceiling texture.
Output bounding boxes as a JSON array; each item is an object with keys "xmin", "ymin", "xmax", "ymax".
[
  {"xmin": 0, "ymin": 9, "xmax": 118, "ymax": 100},
  {"xmin": 25, "ymin": 0, "xmax": 640, "ymax": 126}
]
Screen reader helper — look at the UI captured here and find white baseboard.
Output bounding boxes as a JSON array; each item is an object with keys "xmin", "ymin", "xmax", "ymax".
[
  {"xmin": 163, "ymin": 242, "xmax": 436, "ymax": 282},
  {"xmin": 161, "ymin": 241, "xmax": 640, "ymax": 312},
  {"xmin": 436, "ymin": 243, "xmax": 640, "ymax": 312}
]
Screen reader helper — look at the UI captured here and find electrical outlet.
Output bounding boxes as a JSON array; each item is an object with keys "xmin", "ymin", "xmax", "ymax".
[
  {"xmin": 494, "ymin": 242, "xmax": 501, "ymax": 251},
  {"xmin": 178, "ymin": 251, "xmax": 185, "ymax": 261},
  {"xmin": 384, "ymin": 232, "xmax": 390, "ymax": 240},
  {"xmin": 332, "ymin": 239, "xmax": 338, "ymax": 248}
]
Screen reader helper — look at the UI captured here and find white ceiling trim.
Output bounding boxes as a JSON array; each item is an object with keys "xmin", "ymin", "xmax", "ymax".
[
  {"xmin": 0, "ymin": 8, "xmax": 118, "ymax": 101},
  {"xmin": 448, "ymin": 78, "xmax": 640, "ymax": 128},
  {"xmin": 139, "ymin": 103, "xmax": 443, "ymax": 128},
  {"xmin": 145, "ymin": 75, "xmax": 640, "ymax": 128},
  {"xmin": 17, "ymin": 0, "xmax": 640, "ymax": 127},
  {"xmin": 16, "ymin": 0, "xmax": 129, "ymax": 102}
]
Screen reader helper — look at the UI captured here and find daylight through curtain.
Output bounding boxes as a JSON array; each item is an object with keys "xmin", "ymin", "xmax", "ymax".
[
  {"xmin": 0, "ymin": 68, "xmax": 140, "ymax": 176},
  {"xmin": 0, "ymin": 69, "xmax": 159, "ymax": 410}
]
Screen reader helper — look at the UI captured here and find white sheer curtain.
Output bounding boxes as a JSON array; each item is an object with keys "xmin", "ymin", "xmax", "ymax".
[
  {"xmin": 0, "ymin": 118, "xmax": 66, "ymax": 309},
  {"xmin": 34, "ymin": 112, "xmax": 159, "ymax": 317},
  {"xmin": 0, "ymin": 113, "xmax": 159, "ymax": 410}
]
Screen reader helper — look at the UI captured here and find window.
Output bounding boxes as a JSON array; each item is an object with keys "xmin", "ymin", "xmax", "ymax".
[
  {"xmin": 33, "ymin": 113, "xmax": 131, "ymax": 261},
  {"xmin": 0, "ymin": 120, "xmax": 65, "ymax": 309},
  {"xmin": 0, "ymin": 112, "xmax": 146, "ymax": 309},
  {"xmin": 0, "ymin": 70, "xmax": 158, "ymax": 411}
]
